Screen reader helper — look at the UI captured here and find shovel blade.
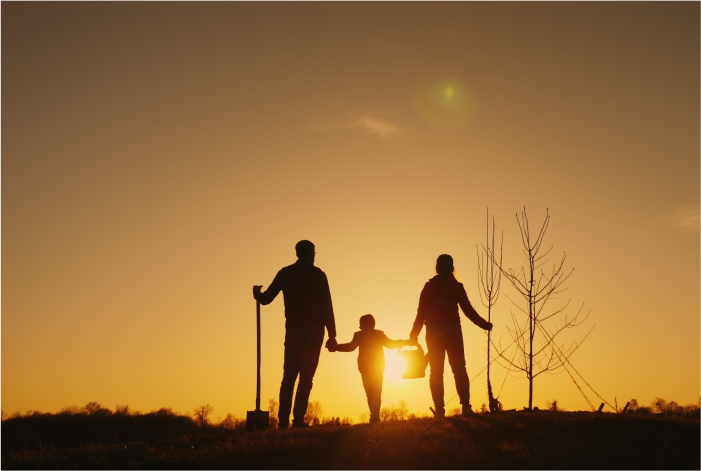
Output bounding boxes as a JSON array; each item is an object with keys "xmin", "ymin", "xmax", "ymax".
[{"xmin": 246, "ymin": 409, "xmax": 270, "ymax": 431}]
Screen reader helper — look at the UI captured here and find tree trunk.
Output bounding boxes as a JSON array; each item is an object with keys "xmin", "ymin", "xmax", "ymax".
[{"xmin": 528, "ymin": 250, "xmax": 535, "ymax": 411}]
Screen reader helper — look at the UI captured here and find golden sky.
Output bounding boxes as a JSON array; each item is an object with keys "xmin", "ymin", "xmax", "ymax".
[{"xmin": 2, "ymin": 2, "xmax": 699, "ymax": 421}]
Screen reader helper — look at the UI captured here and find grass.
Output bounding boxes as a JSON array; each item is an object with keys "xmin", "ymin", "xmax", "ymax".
[{"xmin": 2, "ymin": 411, "xmax": 699, "ymax": 469}]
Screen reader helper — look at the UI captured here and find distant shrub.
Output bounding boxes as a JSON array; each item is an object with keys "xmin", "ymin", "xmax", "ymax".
[
  {"xmin": 318, "ymin": 415, "xmax": 352, "ymax": 426},
  {"xmin": 322, "ymin": 416, "xmax": 342, "ymax": 426},
  {"xmin": 153, "ymin": 407, "xmax": 176, "ymax": 417},
  {"xmin": 626, "ymin": 398, "xmax": 699, "ymax": 418},
  {"xmin": 683, "ymin": 404, "xmax": 701, "ymax": 418},
  {"xmin": 380, "ymin": 401, "xmax": 409, "ymax": 421},
  {"xmin": 193, "ymin": 404, "xmax": 213, "ymax": 427},
  {"xmin": 59, "ymin": 405, "xmax": 81, "ymax": 415},
  {"xmin": 83, "ymin": 402, "xmax": 107, "ymax": 415},
  {"xmin": 305, "ymin": 401, "xmax": 323, "ymax": 426},
  {"xmin": 546, "ymin": 399, "xmax": 560, "ymax": 412},
  {"xmin": 650, "ymin": 397, "xmax": 693, "ymax": 418},
  {"xmin": 218, "ymin": 413, "xmax": 245, "ymax": 430},
  {"xmin": 652, "ymin": 397, "xmax": 667, "ymax": 414},
  {"xmin": 268, "ymin": 399, "xmax": 279, "ymax": 428}
]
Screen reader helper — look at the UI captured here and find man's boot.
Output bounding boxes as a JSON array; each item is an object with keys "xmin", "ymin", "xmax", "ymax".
[{"xmin": 462, "ymin": 404, "xmax": 474, "ymax": 416}]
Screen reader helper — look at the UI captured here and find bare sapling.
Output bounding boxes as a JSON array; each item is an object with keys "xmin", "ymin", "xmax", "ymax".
[
  {"xmin": 489, "ymin": 207, "xmax": 593, "ymax": 410},
  {"xmin": 476, "ymin": 208, "xmax": 503, "ymax": 413}
]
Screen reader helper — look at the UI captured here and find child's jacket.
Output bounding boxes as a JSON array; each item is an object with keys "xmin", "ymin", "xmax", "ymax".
[{"xmin": 336, "ymin": 329, "xmax": 405, "ymax": 373}]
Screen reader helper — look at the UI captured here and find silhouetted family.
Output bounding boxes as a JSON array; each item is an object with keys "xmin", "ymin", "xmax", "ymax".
[{"xmin": 253, "ymin": 240, "xmax": 493, "ymax": 428}]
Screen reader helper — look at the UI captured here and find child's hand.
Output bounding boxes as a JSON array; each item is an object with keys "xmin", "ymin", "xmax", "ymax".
[
  {"xmin": 406, "ymin": 339, "xmax": 418, "ymax": 347},
  {"xmin": 327, "ymin": 345, "xmax": 337, "ymax": 352}
]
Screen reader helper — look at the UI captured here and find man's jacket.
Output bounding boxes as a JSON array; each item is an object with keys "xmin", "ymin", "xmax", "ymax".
[
  {"xmin": 257, "ymin": 259, "xmax": 336, "ymax": 337},
  {"xmin": 410, "ymin": 274, "xmax": 490, "ymax": 338}
]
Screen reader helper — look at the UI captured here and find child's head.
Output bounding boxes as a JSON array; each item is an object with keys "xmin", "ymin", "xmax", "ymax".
[{"xmin": 359, "ymin": 314, "xmax": 376, "ymax": 331}]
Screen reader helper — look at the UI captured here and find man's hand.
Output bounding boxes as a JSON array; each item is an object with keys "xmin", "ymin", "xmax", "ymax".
[
  {"xmin": 325, "ymin": 337, "xmax": 338, "ymax": 351},
  {"xmin": 253, "ymin": 285, "xmax": 262, "ymax": 300},
  {"xmin": 407, "ymin": 338, "xmax": 418, "ymax": 347}
]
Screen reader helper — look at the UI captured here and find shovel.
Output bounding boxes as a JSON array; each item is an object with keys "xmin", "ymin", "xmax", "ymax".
[{"xmin": 246, "ymin": 297, "xmax": 269, "ymax": 431}]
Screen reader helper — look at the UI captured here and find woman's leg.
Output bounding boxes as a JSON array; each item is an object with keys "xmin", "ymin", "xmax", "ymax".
[
  {"xmin": 426, "ymin": 325, "xmax": 447, "ymax": 415},
  {"xmin": 445, "ymin": 325, "xmax": 470, "ymax": 407}
]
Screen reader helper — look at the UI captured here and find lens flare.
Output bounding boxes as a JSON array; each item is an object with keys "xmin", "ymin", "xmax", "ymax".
[{"xmin": 413, "ymin": 78, "xmax": 477, "ymax": 128}]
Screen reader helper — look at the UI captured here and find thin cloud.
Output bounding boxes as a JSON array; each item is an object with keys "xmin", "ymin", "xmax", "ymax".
[
  {"xmin": 671, "ymin": 204, "xmax": 700, "ymax": 232},
  {"xmin": 354, "ymin": 116, "xmax": 399, "ymax": 137},
  {"xmin": 309, "ymin": 114, "xmax": 400, "ymax": 138}
]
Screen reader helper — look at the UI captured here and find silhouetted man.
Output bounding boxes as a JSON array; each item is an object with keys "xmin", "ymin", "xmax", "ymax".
[{"xmin": 253, "ymin": 240, "xmax": 337, "ymax": 428}]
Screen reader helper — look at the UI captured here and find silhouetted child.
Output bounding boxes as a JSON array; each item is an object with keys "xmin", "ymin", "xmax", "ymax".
[{"xmin": 329, "ymin": 314, "xmax": 413, "ymax": 424}]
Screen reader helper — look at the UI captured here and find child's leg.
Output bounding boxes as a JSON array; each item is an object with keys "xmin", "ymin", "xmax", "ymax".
[{"xmin": 361, "ymin": 369, "xmax": 384, "ymax": 422}]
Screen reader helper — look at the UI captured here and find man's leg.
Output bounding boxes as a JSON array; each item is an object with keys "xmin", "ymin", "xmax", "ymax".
[
  {"xmin": 292, "ymin": 324, "xmax": 325, "ymax": 426},
  {"xmin": 445, "ymin": 325, "xmax": 471, "ymax": 409},
  {"xmin": 426, "ymin": 325, "xmax": 446, "ymax": 416},
  {"xmin": 279, "ymin": 327, "xmax": 303, "ymax": 428}
]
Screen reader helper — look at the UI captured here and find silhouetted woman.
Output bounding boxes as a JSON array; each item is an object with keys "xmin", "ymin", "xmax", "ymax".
[{"xmin": 409, "ymin": 254, "xmax": 492, "ymax": 417}]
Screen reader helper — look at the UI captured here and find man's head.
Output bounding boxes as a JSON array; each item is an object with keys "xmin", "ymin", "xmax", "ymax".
[
  {"xmin": 436, "ymin": 254, "xmax": 454, "ymax": 275},
  {"xmin": 295, "ymin": 240, "xmax": 315, "ymax": 264},
  {"xmin": 359, "ymin": 314, "xmax": 376, "ymax": 331}
]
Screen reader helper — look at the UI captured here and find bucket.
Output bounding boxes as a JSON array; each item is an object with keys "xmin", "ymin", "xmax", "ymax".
[{"xmin": 399, "ymin": 344, "xmax": 429, "ymax": 379}]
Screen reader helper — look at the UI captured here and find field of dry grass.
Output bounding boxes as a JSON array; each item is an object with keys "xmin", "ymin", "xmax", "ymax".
[{"xmin": 3, "ymin": 408, "xmax": 699, "ymax": 470}]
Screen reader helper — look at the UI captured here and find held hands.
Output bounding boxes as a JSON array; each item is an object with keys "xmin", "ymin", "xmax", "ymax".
[{"xmin": 325, "ymin": 337, "xmax": 338, "ymax": 352}]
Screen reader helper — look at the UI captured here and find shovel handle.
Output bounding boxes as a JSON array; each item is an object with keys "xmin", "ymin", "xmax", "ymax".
[{"xmin": 256, "ymin": 299, "xmax": 261, "ymax": 411}]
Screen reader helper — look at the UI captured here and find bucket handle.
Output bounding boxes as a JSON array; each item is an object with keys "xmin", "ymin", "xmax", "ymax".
[{"xmin": 398, "ymin": 343, "xmax": 424, "ymax": 356}]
